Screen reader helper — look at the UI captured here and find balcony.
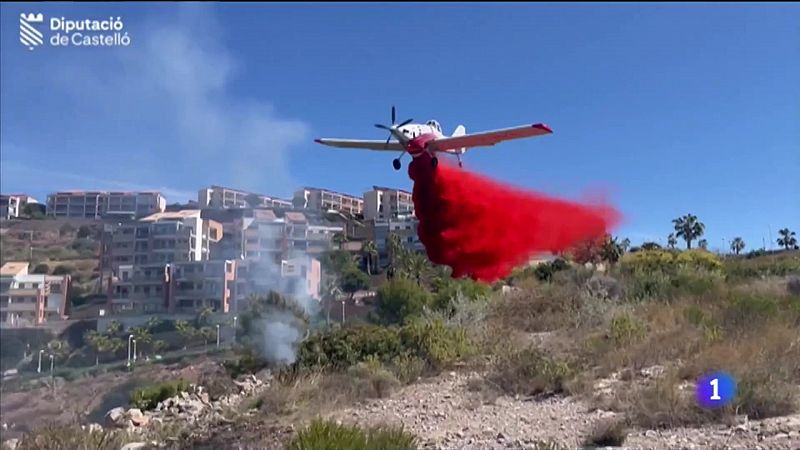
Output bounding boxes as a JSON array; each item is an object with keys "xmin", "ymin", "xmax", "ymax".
[
  {"xmin": 0, "ymin": 303, "xmax": 38, "ymax": 312},
  {"xmin": 6, "ymin": 288, "xmax": 42, "ymax": 297}
]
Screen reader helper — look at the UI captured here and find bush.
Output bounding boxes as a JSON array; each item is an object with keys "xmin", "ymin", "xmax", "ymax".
[
  {"xmin": 733, "ymin": 370, "xmax": 799, "ymax": 419},
  {"xmin": 32, "ymin": 263, "xmax": 50, "ymax": 274},
  {"xmin": 609, "ymin": 313, "xmax": 647, "ymax": 346},
  {"xmin": 285, "ymin": 418, "xmax": 417, "ymax": 450},
  {"xmin": 585, "ymin": 418, "xmax": 627, "ymax": 447},
  {"xmin": 52, "ymin": 264, "xmax": 75, "ymax": 275},
  {"xmin": 376, "ymin": 278, "xmax": 432, "ymax": 325},
  {"xmin": 76, "ymin": 225, "xmax": 93, "ymax": 239},
  {"xmin": 223, "ymin": 347, "xmax": 269, "ymax": 379},
  {"xmin": 432, "ymin": 278, "xmax": 490, "ymax": 311},
  {"xmin": 12, "ymin": 422, "xmax": 132, "ymax": 450},
  {"xmin": 130, "ymin": 378, "xmax": 191, "ymax": 411},
  {"xmin": 488, "ymin": 347, "xmax": 573, "ymax": 397},
  {"xmin": 297, "ymin": 319, "xmax": 474, "ymax": 375}
]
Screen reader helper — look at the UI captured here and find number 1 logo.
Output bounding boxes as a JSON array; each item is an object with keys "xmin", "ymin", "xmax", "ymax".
[{"xmin": 697, "ymin": 372, "xmax": 735, "ymax": 408}]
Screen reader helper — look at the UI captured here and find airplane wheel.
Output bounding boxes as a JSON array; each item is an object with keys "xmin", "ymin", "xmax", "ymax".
[
  {"xmin": 392, "ymin": 159, "xmax": 401, "ymax": 170},
  {"xmin": 431, "ymin": 157, "xmax": 439, "ymax": 169}
]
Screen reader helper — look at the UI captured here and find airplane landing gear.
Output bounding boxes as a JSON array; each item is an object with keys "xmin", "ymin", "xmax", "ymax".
[
  {"xmin": 431, "ymin": 157, "xmax": 439, "ymax": 169},
  {"xmin": 392, "ymin": 158, "xmax": 402, "ymax": 170}
]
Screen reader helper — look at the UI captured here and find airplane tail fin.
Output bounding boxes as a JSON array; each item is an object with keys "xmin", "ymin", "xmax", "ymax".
[{"xmin": 452, "ymin": 125, "xmax": 466, "ymax": 137}]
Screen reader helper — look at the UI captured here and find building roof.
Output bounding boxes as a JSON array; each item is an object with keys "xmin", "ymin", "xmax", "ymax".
[
  {"xmin": 285, "ymin": 212, "xmax": 307, "ymax": 223},
  {"xmin": 0, "ymin": 262, "xmax": 29, "ymax": 277},
  {"xmin": 371, "ymin": 185, "xmax": 412, "ymax": 195},
  {"xmin": 140, "ymin": 209, "xmax": 201, "ymax": 221},
  {"xmin": 298, "ymin": 187, "xmax": 362, "ymax": 200},
  {"xmin": 253, "ymin": 209, "xmax": 277, "ymax": 221}
]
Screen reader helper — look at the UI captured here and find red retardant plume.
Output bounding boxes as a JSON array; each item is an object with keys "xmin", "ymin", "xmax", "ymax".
[{"xmin": 408, "ymin": 153, "xmax": 621, "ymax": 283}]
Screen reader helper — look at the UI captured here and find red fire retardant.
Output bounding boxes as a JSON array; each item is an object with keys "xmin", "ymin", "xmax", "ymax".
[{"xmin": 408, "ymin": 153, "xmax": 621, "ymax": 283}]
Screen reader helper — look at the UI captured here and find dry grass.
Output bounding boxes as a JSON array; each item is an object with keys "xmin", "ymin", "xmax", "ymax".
[
  {"xmin": 10, "ymin": 422, "xmax": 139, "ymax": 450},
  {"xmin": 487, "ymin": 346, "xmax": 574, "ymax": 397}
]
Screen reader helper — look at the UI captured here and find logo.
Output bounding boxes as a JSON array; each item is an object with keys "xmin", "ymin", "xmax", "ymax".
[{"xmin": 20, "ymin": 13, "xmax": 44, "ymax": 51}]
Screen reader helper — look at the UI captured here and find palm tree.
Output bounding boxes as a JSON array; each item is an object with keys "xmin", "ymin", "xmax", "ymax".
[
  {"xmin": 777, "ymin": 228, "xmax": 797, "ymax": 250},
  {"xmin": 698, "ymin": 239, "xmax": 708, "ymax": 250},
  {"xmin": 145, "ymin": 316, "xmax": 162, "ymax": 332},
  {"xmin": 321, "ymin": 276, "xmax": 342, "ymax": 326},
  {"xmin": 175, "ymin": 320, "xmax": 196, "ymax": 350},
  {"xmin": 129, "ymin": 326, "xmax": 152, "ymax": 358},
  {"xmin": 244, "ymin": 193, "xmax": 263, "ymax": 208},
  {"xmin": 387, "ymin": 233, "xmax": 405, "ymax": 266},
  {"xmin": 672, "ymin": 214, "xmax": 705, "ymax": 249},
  {"xmin": 403, "ymin": 252, "xmax": 431, "ymax": 286},
  {"xmin": 332, "ymin": 232, "xmax": 348, "ymax": 249},
  {"xmin": 730, "ymin": 237, "xmax": 745, "ymax": 255},
  {"xmin": 361, "ymin": 240, "xmax": 378, "ymax": 275},
  {"xmin": 667, "ymin": 233, "xmax": 678, "ymax": 249}
]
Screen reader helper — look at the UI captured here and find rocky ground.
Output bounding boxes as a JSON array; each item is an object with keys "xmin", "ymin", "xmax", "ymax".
[{"xmin": 327, "ymin": 370, "xmax": 800, "ymax": 450}]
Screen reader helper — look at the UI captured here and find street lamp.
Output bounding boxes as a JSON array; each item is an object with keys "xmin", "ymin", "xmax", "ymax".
[
  {"xmin": 37, "ymin": 349, "xmax": 44, "ymax": 373},
  {"xmin": 216, "ymin": 324, "xmax": 220, "ymax": 348},
  {"xmin": 49, "ymin": 354, "xmax": 54, "ymax": 377},
  {"xmin": 341, "ymin": 299, "xmax": 346, "ymax": 324},
  {"xmin": 127, "ymin": 334, "xmax": 134, "ymax": 368},
  {"xmin": 132, "ymin": 339, "xmax": 137, "ymax": 365},
  {"xmin": 232, "ymin": 316, "xmax": 237, "ymax": 344}
]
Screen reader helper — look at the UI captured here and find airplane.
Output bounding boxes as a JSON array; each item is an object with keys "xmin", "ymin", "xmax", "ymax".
[{"xmin": 314, "ymin": 106, "xmax": 553, "ymax": 170}]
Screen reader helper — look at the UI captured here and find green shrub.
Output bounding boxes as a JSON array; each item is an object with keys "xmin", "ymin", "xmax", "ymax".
[
  {"xmin": 297, "ymin": 320, "xmax": 474, "ymax": 375},
  {"xmin": 375, "ymin": 278, "xmax": 432, "ymax": 325},
  {"xmin": 722, "ymin": 293, "xmax": 779, "ymax": 331},
  {"xmin": 32, "ymin": 263, "xmax": 50, "ymax": 274},
  {"xmin": 609, "ymin": 313, "xmax": 647, "ymax": 346},
  {"xmin": 52, "ymin": 264, "xmax": 75, "ymax": 275},
  {"xmin": 285, "ymin": 419, "xmax": 417, "ymax": 450},
  {"xmin": 489, "ymin": 347, "xmax": 573, "ymax": 396},
  {"xmin": 389, "ymin": 352, "xmax": 426, "ymax": 384},
  {"xmin": 432, "ymin": 278, "xmax": 490, "ymax": 311},
  {"xmin": 734, "ymin": 370, "xmax": 799, "ymax": 419},
  {"xmin": 130, "ymin": 378, "xmax": 191, "ymax": 411},
  {"xmin": 400, "ymin": 319, "xmax": 475, "ymax": 371},
  {"xmin": 223, "ymin": 347, "xmax": 269, "ymax": 378}
]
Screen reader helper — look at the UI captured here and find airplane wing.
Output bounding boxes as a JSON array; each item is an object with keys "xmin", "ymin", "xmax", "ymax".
[
  {"xmin": 428, "ymin": 123, "xmax": 552, "ymax": 152},
  {"xmin": 314, "ymin": 138, "xmax": 404, "ymax": 152}
]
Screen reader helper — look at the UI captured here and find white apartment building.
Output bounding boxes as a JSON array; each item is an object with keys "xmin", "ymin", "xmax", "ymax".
[
  {"xmin": 198, "ymin": 185, "xmax": 292, "ymax": 209},
  {"xmin": 46, "ymin": 191, "xmax": 166, "ymax": 219},
  {"xmin": 293, "ymin": 187, "xmax": 363, "ymax": 215},
  {"xmin": 0, "ymin": 194, "xmax": 39, "ymax": 220},
  {"xmin": 363, "ymin": 186, "xmax": 414, "ymax": 221}
]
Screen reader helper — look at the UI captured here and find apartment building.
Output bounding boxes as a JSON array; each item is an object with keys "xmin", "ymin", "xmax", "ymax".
[
  {"xmin": 371, "ymin": 214, "xmax": 424, "ymax": 265},
  {"xmin": 235, "ymin": 254, "xmax": 321, "ymax": 312},
  {"xmin": 0, "ymin": 194, "xmax": 39, "ymax": 220},
  {"xmin": 307, "ymin": 223, "xmax": 344, "ymax": 255},
  {"xmin": 198, "ymin": 185, "xmax": 292, "ymax": 210},
  {"xmin": 107, "ymin": 260, "xmax": 237, "ymax": 315},
  {"xmin": 100, "ymin": 210, "xmax": 222, "ymax": 275},
  {"xmin": 0, "ymin": 262, "xmax": 71, "ymax": 326},
  {"xmin": 293, "ymin": 187, "xmax": 363, "ymax": 215},
  {"xmin": 363, "ymin": 186, "xmax": 415, "ymax": 221},
  {"xmin": 46, "ymin": 191, "xmax": 166, "ymax": 219}
]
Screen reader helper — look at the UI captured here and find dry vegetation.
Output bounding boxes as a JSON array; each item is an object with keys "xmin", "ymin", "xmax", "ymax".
[{"xmin": 7, "ymin": 250, "xmax": 799, "ymax": 449}]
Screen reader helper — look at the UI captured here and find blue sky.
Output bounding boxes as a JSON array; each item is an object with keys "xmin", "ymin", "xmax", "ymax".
[{"xmin": 1, "ymin": 3, "xmax": 798, "ymax": 251}]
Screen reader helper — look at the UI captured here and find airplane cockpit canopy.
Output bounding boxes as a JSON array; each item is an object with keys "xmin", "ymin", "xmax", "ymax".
[{"xmin": 426, "ymin": 120, "xmax": 442, "ymax": 132}]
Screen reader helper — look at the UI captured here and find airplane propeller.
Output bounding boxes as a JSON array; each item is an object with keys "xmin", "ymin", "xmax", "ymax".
[{"xmin": 374, "ymin": 106, "xmax": 413, "ymax": 148}]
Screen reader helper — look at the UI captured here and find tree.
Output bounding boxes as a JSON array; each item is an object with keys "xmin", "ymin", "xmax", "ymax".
[
  {"xmin": 23, "ymin": 204, "xmax": 44, "ymax": 219},
  {"xmin": 339, "ymin": 268, "xmax": 370, "ymax": 302},
  {"xmin": 641, "ymin": 242, "xmax": 662, "ymax": 251},
  {"xmin": 361, "ymin": 240, "xmax": 378, "ymax": 275},
  {"xmin": 568, "ymin": 235, "xmax": 605, "ymax": 264},
  {"xmin": 32, "ymin": 263, "xmax": 49, "ymax": 274},
  {"xmin": 730, "ymin": 237, "xmax": 745, "ymax": 255},
  {"xmin": 320, "ymin": 249, "xmax": 357, "ymax": 276},
  {"xmin": 105, "ymin": 320, "xmax": 123, "ymax": 337},
  {"xmin": 620, "ymin": 238, "xmax": 631, "ymax": 254},
  {"xmin": 672, "ymin": 214, "xmax": 705, "ymax": 249},
  {"xmin": 145, "ymin": 316, "xmax": 163, "ymax": 332},
  {"xmin": 375, "ymin": 278, "xmax": 432, "ymax": 325},
  {"xmin": 401, "ymin": 251, "xmax": 432, "ymax": 286},
  {"xmin": 600, "ymin": 235, "xmax": 623, "ymax": 266},
  {"xmin": 199, "ymin": 326, "xmax": 216, "ymax": 349},
  {"xmin": 76, "ymin": 225, "xmax": 93, "ymax": 239},
  {"xmin": 667, "ymin": 233, "xmax": 678, "ymax": 249},
  {"xmin": 152, "ymin": 340, "xmax": 168, "ymax": 355},
  {"xmin": 244, "ymin": 193, "xmax": 263, "ymax": 208},
  {"xmin": 332, "ymin": 232, "xmax": 348, "ymax": 248},
  {"xmin": 84, "ymin": 330, "xmax": 106, "ymax": 366},
  {"xmin": 387, "ymin": 233, "xmax": 406, "ymax": 267},
  {"xmin": 698, "ymin": 239, "xmax": 708, "ymax": 250},
  {"xmin": 52, "ymin": 264, "xmax": 74, "ymax": 275},
  {"xmin": 129, "ymin": 326, "xmax": 152, "ymax": 357},
  {"xmin": 777, "ymin": 228, "xmax": 797, "ymax": 250},
  {"xmin": 59, "ymin": 222, "xmax": 75, "ymax": 237},
  {"xmin": 195, "ymin": 307, "xmax": 213, "ymax": 328},
  {"xmin": 321, "ymin": 276, "xmax": 342, "ymax": 326},
  {"xmin": 175, "ymin": 320, "xmax": 196, "ymax": 350}
]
